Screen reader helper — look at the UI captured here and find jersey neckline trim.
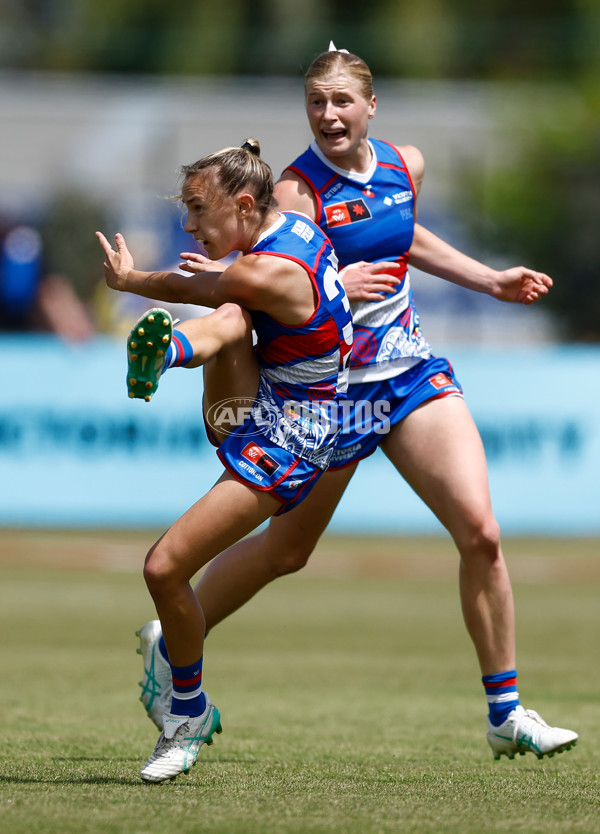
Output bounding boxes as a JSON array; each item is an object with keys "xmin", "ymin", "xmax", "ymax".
[
  {"xmin": 252, "ymin": 213, "xmax": 287, "ymax": 250},
  {"xmin": 309, "ymin": 139, "xmax": 377, "ymax": 186}
]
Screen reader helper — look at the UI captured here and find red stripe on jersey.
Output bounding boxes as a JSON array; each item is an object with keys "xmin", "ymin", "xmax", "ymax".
[
  {"xmin": 377, "ymin": 140, "xmax": 417, "ymax": 200},
  {"xmin": 258, "ymin": 320, "xmax": 341, "ymax": 366},
  {"xmin": 318, "ymin": 174, "xmax": 339, "ymax": 195},
  {"xmin": 286, "ymin": 165, "xmax": 323, "ymax": 221}
]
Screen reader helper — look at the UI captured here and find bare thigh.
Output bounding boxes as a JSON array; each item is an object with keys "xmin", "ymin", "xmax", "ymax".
[
  {"xmin": 147, "ymin": 471, "xmax": 281, "ymax": 585},
  {"xmin": 380, "ymin": 396, "xmax": 496, "ymax": 543},
  {"xmin": 263, "ymin": 461, "xmax": 358, "ymax": 564},
  {"xmin": 178, "ymin": 305, "xmax": 261, "ymax": 446}
]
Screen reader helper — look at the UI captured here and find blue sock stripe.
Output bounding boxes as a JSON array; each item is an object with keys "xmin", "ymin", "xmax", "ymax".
[
  {"xmin": 483, "ymin": 669, "xmax": 520, "ymax": 727},
  {"xmin": 170, "ymin": 657, "xmax": 203, "ymax": 683},
  {"xmin": 157, "ymin": 636, "xmax": 169, "ymax": 663},
  {"xmin": 169, "ymin": 655, "xmax": 206, "ymax": 717},
  {"xmin": 482, "ymin": 669, "xmax": 517, "ymax": 684}
]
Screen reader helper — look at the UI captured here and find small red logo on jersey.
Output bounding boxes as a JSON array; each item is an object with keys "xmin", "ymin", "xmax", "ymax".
[
  {"xmin": 429, "ymin": 373, "xmax": 452, "ymax": 390},
  {"xmin": 325, "ymin": 198, "xmax": 372, "ymax": 228}
]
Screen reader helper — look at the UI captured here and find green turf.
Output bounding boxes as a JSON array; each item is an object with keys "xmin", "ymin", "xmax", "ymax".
[{"xmin": 0, "ymin": 534, "xmax": 598, "ymax": 833}]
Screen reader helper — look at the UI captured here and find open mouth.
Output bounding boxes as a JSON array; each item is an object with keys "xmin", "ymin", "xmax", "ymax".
[{"xmin": 322, "ymin": 128, "xmax": 347, "ymax": 141}]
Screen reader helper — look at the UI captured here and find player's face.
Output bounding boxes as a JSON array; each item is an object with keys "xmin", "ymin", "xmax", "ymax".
[
  {"xmin": 305, "ymin": 73, "xmax": 375, "ymax": 163},
  {"xmin": 182, "ymin": 173, "xmax": 243, "ymax": 260}
]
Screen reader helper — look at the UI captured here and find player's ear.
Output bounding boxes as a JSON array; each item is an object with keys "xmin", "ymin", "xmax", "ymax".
[
  {"xmin": 237, "ymin": 192, "xmax": 255, "ymax": 218},
  {"xmin": 368, "ymin": 95, "xmax": 376, "ymax": 120}
]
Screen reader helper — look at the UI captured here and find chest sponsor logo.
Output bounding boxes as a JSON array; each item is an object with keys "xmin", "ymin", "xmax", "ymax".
[
  {"xmin": 241, "ymin": 442, "xmax": 280, "ymax": 476},
  {"xmin": 392, "ymin": 190, "xmax": 412, "ymax": 204},
  {"xmin": 324, "ymin": 198, "xmax": 372, "ymax": 228},
  {"xmin": 384, "ymin": 191, "xmax": 412, "ymax": 208}
]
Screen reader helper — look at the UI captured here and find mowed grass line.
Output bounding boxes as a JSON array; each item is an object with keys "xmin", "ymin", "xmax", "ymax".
[{"xmin": 0, "ymin": 534, "xmax": 598, "ymax": 834}]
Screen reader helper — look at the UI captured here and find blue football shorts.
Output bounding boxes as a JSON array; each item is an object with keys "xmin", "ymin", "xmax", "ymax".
[
  {"xmin": 329, "ymin": 355, "xmax": 463, "ymax": 469},
  {"xmin": 206, "ymin": 415, "xmax": 325, "ymax": 516}
]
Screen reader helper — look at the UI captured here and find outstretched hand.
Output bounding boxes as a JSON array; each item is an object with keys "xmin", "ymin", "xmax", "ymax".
[
  {"xmin": 96, "ymin": 232, "xmax": 134, "ymax": 291},
  {"xmin": 340, "ymin": 260, "xmax": 401, "ymax": 302},
  {"xmin": 493, "ymin": 267, "xmax": 553, "ymax": 305},
  {"xmin": 179, "ymin": 251, "xmax": 228, "ymax": 274}
]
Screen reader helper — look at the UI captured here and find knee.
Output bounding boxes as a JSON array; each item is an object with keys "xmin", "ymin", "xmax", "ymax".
[
  {"xmin": 213, "ymin": 303, "xmax": 252, "ymax": 341},
  {"xmin": 265, "ymin": 542, "xmax": 314, "ymax": 577},
  {"xmin": 457, "ymin": 515, "xmax": 502, "ymax": 565},
  {"xmin": 143, "ymin": 543, "xmax": 177, "ymax": 601}
]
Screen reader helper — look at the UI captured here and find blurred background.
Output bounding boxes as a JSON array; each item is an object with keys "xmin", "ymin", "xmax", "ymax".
[{"xmin": 1, "ymin": 0, "xmax": 599, "ymax": 534}]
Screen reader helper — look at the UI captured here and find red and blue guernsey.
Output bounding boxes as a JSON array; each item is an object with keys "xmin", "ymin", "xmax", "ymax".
[
  {"xmin": 248, "ymin": 211, "xmax": 353, "ymax": 470},
  {"xmin": 286, "ymin": 139, "xmax": 432, "ymax": 384}
]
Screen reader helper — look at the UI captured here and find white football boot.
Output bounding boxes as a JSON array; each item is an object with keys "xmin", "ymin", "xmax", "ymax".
[
  {"xmin": 136, "ymin": 620, "xmax": 172, "ymax": 731},
  {"xmin": 487, "ymin": 705, "xmax": 578, "ymax": 760},
  {"xmin": 140, "ymin": 695, "xmax": 222, "ymax": 783}
]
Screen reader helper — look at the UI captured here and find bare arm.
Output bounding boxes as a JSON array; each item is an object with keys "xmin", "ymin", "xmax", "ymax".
[
  {"xmin": 397, "ymin": 144, "xmax": 425, "ymax": 207},
  {"xmin": 409, "ymin": 224, "xmax": 553, "ymax": 304},
  {"xmin": 398, "ymin": 145, "xmax": 551, "ymax": 304},
  {"xmin": 220, "ymin": 254, "xmax": 316, "ymax": 324},
  {"xmin": 96, "ymin": 232, "xmax": 226, "ymax": 308},
  {"xmin": 273, "ymin": 171, "xmax": 318, "ymax": 219},
  {"xmin": 97, "ymin": 231, "xmax": 315, "ymax": 321}
]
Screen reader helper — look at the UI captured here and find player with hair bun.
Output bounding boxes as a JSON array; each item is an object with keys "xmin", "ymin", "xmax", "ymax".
[
  {"xmin": 97, "ymin": 137, "xmax": 353, "ymax": 782},
  {"xmin": 134, "ymin": 46, "xmax": 578, "ymax": 762}
]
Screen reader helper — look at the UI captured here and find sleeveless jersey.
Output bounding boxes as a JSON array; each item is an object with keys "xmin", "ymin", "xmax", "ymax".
[
  {"xmin": 286, "ymin": 139, "xmax": 432, "ymax": 383},
  {"xmin": 248, "ymin": 212, "xmax": 353, "ymax": 469}
]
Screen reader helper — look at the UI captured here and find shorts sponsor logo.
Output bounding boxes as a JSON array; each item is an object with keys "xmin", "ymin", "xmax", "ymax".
[
  {"xmin": 331, "ymin": 442, "xmax": 364, "ymax": 463},
  {"xmin": 238, "ymin": 460, "xmax": 263, "ymax": 481},
  {"xmin": 242, "ymin": 442, "xmax": 280, "ymax": 476},
  {"xmin": 324, "ymin": 198, "xmax": 372, "ymax": 228},
  {"xmin": 429, "ymin": 372, "xmax": 453, "ymax": 390}
]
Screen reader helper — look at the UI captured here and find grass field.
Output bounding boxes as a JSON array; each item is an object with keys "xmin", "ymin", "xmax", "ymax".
[{"xmin": 0, "ymin": 530, "xmax": 598, "ymax": 834}]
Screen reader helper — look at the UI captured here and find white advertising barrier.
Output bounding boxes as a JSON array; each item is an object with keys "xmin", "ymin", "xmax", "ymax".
[{"xmin": 1, "ymin": 336, "xmax": 599, "ymax": 534}]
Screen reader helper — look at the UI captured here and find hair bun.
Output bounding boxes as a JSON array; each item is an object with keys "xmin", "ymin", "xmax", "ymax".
[{"xmin": 241, "ymin": 138, "xmax": 261, "ymax": 156}]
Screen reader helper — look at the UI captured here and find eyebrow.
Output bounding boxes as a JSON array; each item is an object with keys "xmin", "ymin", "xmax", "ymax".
[
  {"xmin": 182, "ymin": 194, "xmax": 204, "ymax": 207},
  {"xmin": 307, "ymin": 86, "xmax": 353, "ymax": 96}
]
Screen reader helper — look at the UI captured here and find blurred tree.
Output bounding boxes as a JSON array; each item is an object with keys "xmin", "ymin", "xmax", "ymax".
[
  {"xmin": 40, "ymin": 191, "xmax": 109, "ymax": 305},
  {"xmin": 459, "ymin": 83, "xmax": 600, "ymax": 339},
  {"xmin": 1, "ymin": 0, "xmax": 598, "ymax": 80},
  {"xmin": 2, "ymin": 0, "xmax": 599, "ymax": 337}
]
